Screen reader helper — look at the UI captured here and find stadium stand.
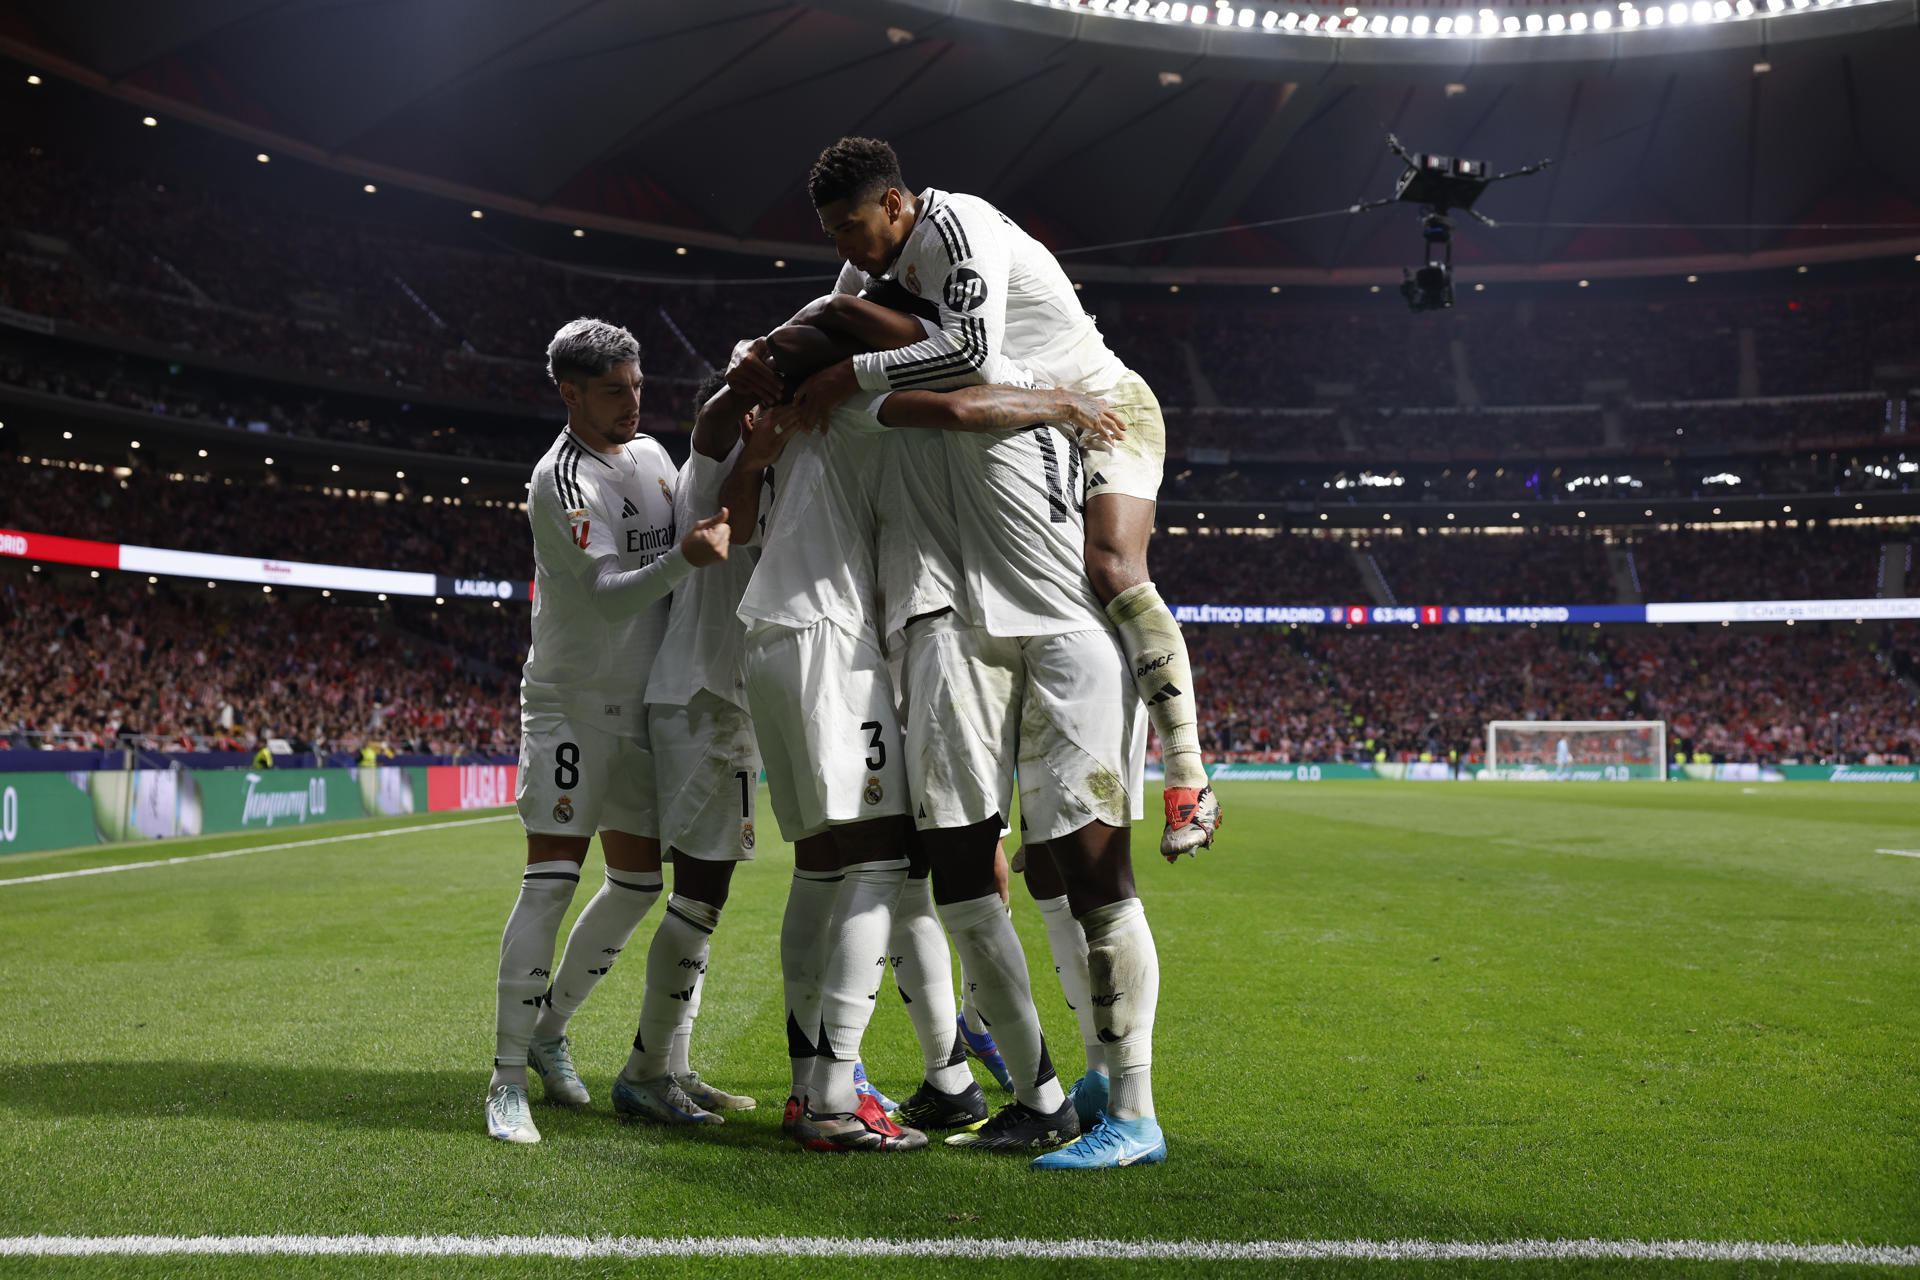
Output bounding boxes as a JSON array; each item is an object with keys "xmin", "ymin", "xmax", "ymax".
[
  {"xmin": 1189, "ymin": 623, "xmax": 1920, "ymax": 765},
  {"xmin": 0, "ymin": 564, "xmax": 517, "ymax": 755}
]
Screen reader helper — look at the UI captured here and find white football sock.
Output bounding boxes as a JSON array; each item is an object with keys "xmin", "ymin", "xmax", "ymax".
[
  {"xmin": 780, "ymin": 868, "xmax": 841, "ymax": 1103},
  {"xmin": 491, "ymin": 860, "xmax": 580, "ymax": 1089},
  {"xmin": 1081, "ymin": 898, "xmax": 1159, "ymax": 1120},
  {"xmin": 1037, "ymin": 893, "xmax": 1107, "ymax": 1078},
  {"xmin": 1106, "ymin": 582, "xmax": 1205, "ymax": 792},
  {"xmin": 813, "ymin": 861, "xmax": 907, "ymax": 1114},
  {"xmin": 888, "ymin": 874, "xmax": 970, "ymax": 1093},
  {"xmin": 621, "ymin": 894, "xmax": 720, "ymax": 1084},
  {"xmin": 668, "ymin": 932, "xmax": 708, "ymax": 1078},
  {"xmin": 939, "ymin": 892, "xmax": 1065, "ymax": 1116},
  {"xmin": 532, "ymin": 868, "xmax": 661, "ymax": 1039}
]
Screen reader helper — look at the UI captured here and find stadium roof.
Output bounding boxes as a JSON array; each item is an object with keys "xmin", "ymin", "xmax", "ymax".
[{"xmin": 3, "ymin": 0, "xmax": 1919, "ymax": 283}]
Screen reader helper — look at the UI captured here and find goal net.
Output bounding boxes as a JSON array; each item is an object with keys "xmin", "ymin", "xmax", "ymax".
[{"xmin": 1484, "ymin": 721, "xmax": 1667, "ymax": 781}]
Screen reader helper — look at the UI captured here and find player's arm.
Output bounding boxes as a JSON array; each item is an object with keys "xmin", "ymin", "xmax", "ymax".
[
  {"xmin": 782, "ymin": 203, "xmax": 1016, "ymax": 429},
  {"xmin": 717, "ymin": 410, "xmax": 795, "ymax": 548},
  {"xmin": 691, "ymin": 383, "xmax": 754, "ymax": 462},
  {"xmin": 722, "ymin": 264, "xmax": 873, "ymax": 404},
  {"xmin": 875, "ymin": 385, "xmax": 1125, "ymax": 444},
  {"xmin": 533, "ymin": 471, "xmax": 728, "ymax": 622}
]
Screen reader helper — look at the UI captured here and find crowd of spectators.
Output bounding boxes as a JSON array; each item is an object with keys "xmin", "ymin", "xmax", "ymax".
[
  {"xmin": 0, "ymin": 457, "xmax": 531, "ymax": 581},
  {"xmin": 1187, "ymin": 622, "xmax": 1920, "ymax": 765},
  {"xmin": 1147, "ymin": 523, "xmax": 1909, "ymax": 606},
  {"xmin": 0, "ymin": 566, "xmax": 518, "ymax": 755},
  {"xmin": 5, "ymin": 138, "xmax": 1917, "ymax": 465}
]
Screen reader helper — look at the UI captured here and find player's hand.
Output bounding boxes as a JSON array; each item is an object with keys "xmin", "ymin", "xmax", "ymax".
[
  {"xmin": 725, "ymin": 337, "xmax": 785, "ymax": 406},
  {"xmin": 681, "ymin": 508, "xmax": 731, "ymax": 567},
  {"xmin": 1053, "ymin": 392, "xmax": 1126, "ymax": 445},
  {"xmin": 739, "ymin": 406, "xmax": 798, "ymax": 469},
  {"xmin": 770, "ymin": 358, "xmax": 859, "ymax": 435}
]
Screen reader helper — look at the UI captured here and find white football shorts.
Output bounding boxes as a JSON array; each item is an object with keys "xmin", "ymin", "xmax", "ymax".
[
  {"xmin": 1082, "ymin": 370, "xmax": 1165, "ymax": 504},
  {"xmin": 743, "ymin": 619, "xmax": 909, "ymax": 842},
  {"xmin": 1017, "ymin": 627, "xmax": 1147, "ymax": 843},
  {"xmin": 648, "ymin": 691, "xmax": 761, "ymax": 863},
  {"xmin": 516, "ymin": 710, "xmax": 657, "ymax": 839},
  {"xmin": 900, "ymin": 612, "xmax": 1019, "ymax": 833}
]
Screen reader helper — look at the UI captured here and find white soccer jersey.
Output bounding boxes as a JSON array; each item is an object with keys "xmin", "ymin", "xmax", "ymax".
[
  {"xmin": 646, "ymin": 442, "xmax": 760, "ymax": 711},
  {"xmin": 873, "ymin": 427, "xmax": 969, "ymax": 648},
  {"xmin": 836, "ymin": 188, "xmax": 1130, "ymax": 399},
  {"xmin": 944, "ymin": 423, "xmax": 1107, "ymax": 639},
  {"xmin": 736, "ymin": 394, "xmax": 889, "ymax": 638},
  {"xmin": 522, "ymin": 429, "xmax": 686, "ymax": 732}
]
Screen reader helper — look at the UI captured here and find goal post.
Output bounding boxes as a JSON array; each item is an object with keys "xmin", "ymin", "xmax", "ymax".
[{"xmin": 1484, "ymin": 721, "xmax": 1667, "ymax": 781}]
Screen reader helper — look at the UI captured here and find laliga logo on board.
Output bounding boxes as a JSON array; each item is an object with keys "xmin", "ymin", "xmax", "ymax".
[{"xmin": 452, "ymin": 579, "xmax": 516, "ymax": 599}]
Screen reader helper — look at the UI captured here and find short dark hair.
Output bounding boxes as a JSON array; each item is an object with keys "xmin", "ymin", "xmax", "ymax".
[{"xmin": 809, "ymin": 137, "xmax": 905, "ymax": 208}]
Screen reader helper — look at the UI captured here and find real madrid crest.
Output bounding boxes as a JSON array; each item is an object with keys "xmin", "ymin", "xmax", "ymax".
[
  {"xmin": 658, "ymin": 476, "xmax": 672, "ymax": 502},
  {"xmin": 863, "ymin": 775, "xmax": 884, "ymax": 805},
  {"xmin": 741, "ymin": 821, "xmax": 755, "ymax": 852},
  {"xmin": 553, "ymin": 795, "xmax": 574, "ymax": 824},
  {"xmin": 904, "ymin": 263, "xmax": 922, "ymax": 295}
]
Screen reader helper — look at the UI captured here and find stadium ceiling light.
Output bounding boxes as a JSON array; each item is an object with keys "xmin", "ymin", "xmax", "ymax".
[
  {"xmin": 148, "ymin": 576, "xmax": 157, "ymax": 584},
  {"xmin": 61, "ymin": 430, "xmax": 71, "ymax": 439},
  {"xmin": 1578, "ymin": 279, "xmax": 1590, "ymax": 287},
  {"xmin": 1713, "ymin": 506, "xmax": 1722, "ymax": 514},
  {"xmin": 262, "ymin": 585, "xmax": 271, "ymax": 593},
  {"xmin": 436, "ymin": 596, "xmax": 446, "ymax": 605},
  {"xmin": 331, "ymin": 463, "xmax": 341, "ymax": 472},
  {"xmin": 461, "ymin": 476, "xmax": 471, "ymax": 485},
  {"xmin": 1686, "ymin": 274, "xmax": 1699, "ymax": 282},
  {"xmin": 675, "ymin": 246, "xmax": 688, "ymax": 255},
  {"xmin": 141, "ymin": 116, "xmax": 157, "ymax": 127},
  {"xmin": 197, "ymin": 448, "xmax": 208, "ymax": 457},
  {"xmin": 130, "ymin": 440, "xmax": 140, "ymax": 448},
  {"xmin": 1474, "ymin": 282, "xmax": 1485, "ymax": 291},
  {"xmin": 573, "ymin": 228, "xmax": 585, "ymax": 238},
  {"xmin": 264, "ymin": 456, "xmax": 273, "ymax": 465},
  {"xmin": 1319, "ymin": 512, "xmax": 1329, "ymax": 520},
  {"xmin": 396, "ymin": 470, "xmax": 405, "ymax": 478},
  {"xmin": 26, "ymin": 74, "xmax": 41, "ymax": 85},
  {"xmin": 363, "ymin": 183, "xmax": 377, "ymax": 193},
  {"xmin": 378, "ymin": 593, "xmax": 387, "ymax": 601},
  {"xmin": 1796, "ymin": 264, "xmax": 1808, "ymax": 272},
  {"xmin": 470, "ymin": 209, "xmax": 484, "ymax": 219},
  {"xmin": 90, "ymin": 570, "xmax": 99, "ymax": 579},
  {"xmin": 1782, "ymin": 503, "xmax": 1792, "ymax": 511},
  {"xmin": 255, "ymin": 152, "xmax": 270, "ymax": 163}
]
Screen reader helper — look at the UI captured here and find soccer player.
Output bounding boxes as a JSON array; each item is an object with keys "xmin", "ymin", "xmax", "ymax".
[
  {"xmin": 486, "ymin": 318, "xmax": 731, "ymax": 1146},
  {"xmin": 715, "ymin": 316, "xmax": 925, "ymax": 1154},
  {"xmin": 766, "ymin": 293, "xmax": 1163, "ymax": 1168},
  {"xmin": 607, "ymin": 374, "xmax": 765, "ymax": 1122},
  {"xmin": 727, "ymin": 137, "xmax": 1220, "ymax": 860}
]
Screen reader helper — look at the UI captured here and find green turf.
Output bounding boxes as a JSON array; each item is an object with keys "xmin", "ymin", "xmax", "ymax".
[{"xmin": 1, "ymin": 782, "xmax": 1915, "ymax": 1279}]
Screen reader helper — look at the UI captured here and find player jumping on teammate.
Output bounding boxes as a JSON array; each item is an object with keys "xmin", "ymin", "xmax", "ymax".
[{"xmin": 727, "ymin": 137, "xmax": 1220, "ymax": 861}]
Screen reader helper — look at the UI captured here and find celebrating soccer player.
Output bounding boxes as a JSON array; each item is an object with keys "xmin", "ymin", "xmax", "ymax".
[
  {"xmin": 485, "ymin": 319, "xmax": 731, "ymax": 1145},
  {"xmin": 727, "ymin": 137, "xmax": 1220, "ymax": 860}
]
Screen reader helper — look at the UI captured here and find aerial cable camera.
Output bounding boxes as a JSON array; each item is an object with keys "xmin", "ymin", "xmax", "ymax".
[{"xmin": 1350, "ymin": 135, "xmax": 1553, "ymax": 312}]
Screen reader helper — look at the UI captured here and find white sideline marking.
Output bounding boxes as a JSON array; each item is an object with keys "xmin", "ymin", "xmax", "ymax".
[
  {"xmin": 0, "ymin": 814, "xmax": 515, "ymax": 887},
  {"xmin": 0, "ymin": 1236, "xmax": 1914, "ymax": 1264},
  {"xmin": 1877, "ymin": 849, "xmax": 1920, "ymax": 859}
]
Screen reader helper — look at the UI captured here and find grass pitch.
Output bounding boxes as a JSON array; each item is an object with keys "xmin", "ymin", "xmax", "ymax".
[{"xmin": 0, "ymin": 782, "xmax": 1915, "ymax": 1279}]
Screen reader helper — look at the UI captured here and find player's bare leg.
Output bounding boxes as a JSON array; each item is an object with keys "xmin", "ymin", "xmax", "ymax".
[
  {"xmin": 1085, "ymin": 492, "xmax": 1220, "ymax": 859},
  {"xmin": 1029, "ymin": 820, "xmax": 1166, "ymax": 1169},
  {"xmin": 795, "ymin": 815, "xmax": 926, "ymax": 1152},
  {"xmin": 926, "ymin": 819, "xmax": 1077, "ymax": 1153},
  {"xmin": 621, "ymin": 850, "xmax": 750, "ymax": 1119}
]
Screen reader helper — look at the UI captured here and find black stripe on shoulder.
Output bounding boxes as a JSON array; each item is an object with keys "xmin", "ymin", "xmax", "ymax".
[
  {"xmin": 936, "ymin": 207, "xmax": 973, "ymax": 261},
  {"xmin": 927, "ymin": 212, "xmax": 960, "ymax": 266}
]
